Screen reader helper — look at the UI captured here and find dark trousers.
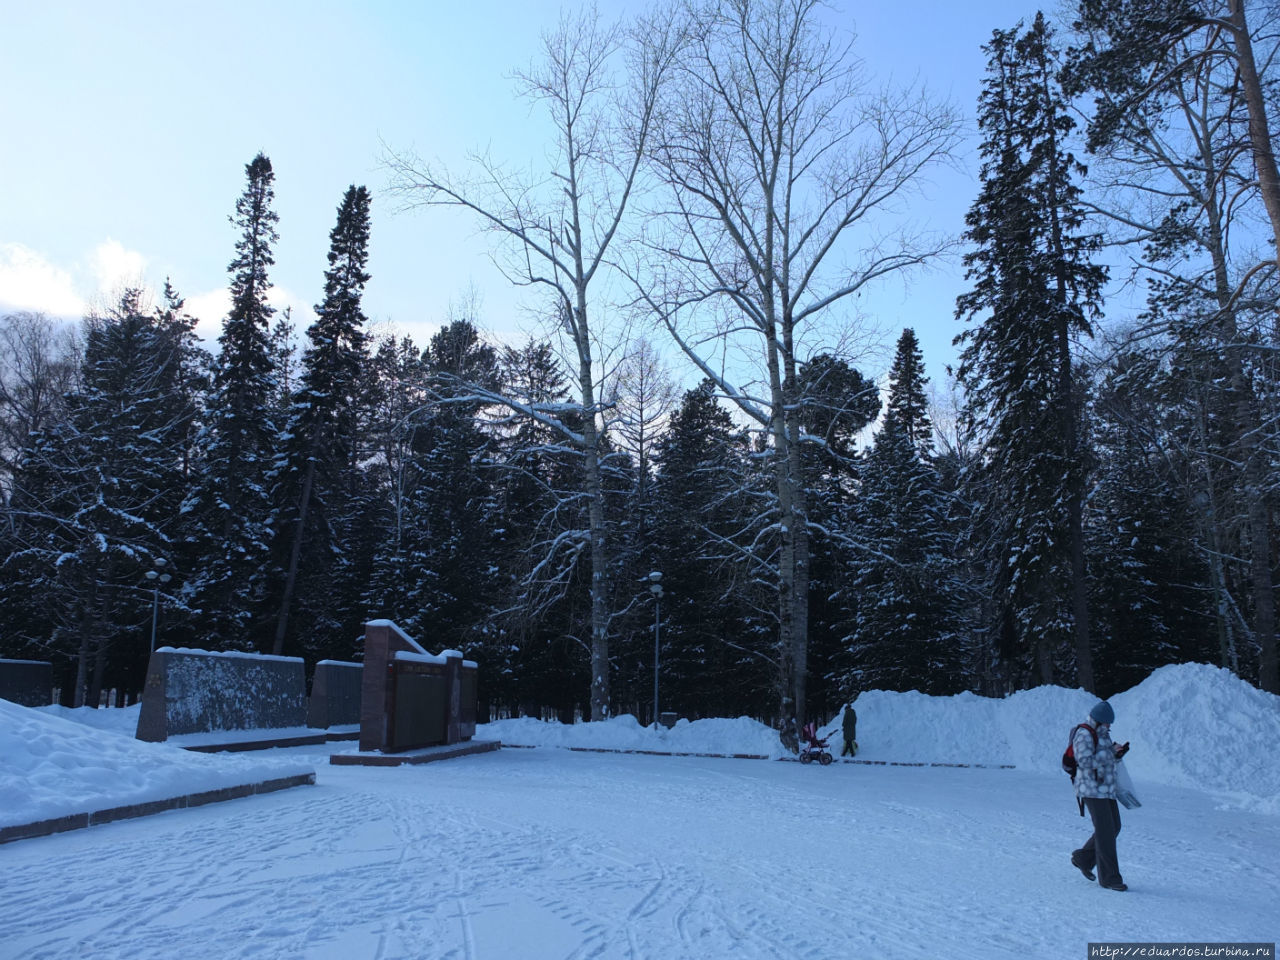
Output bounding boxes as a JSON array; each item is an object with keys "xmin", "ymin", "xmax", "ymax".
[
  {"xmin": 841, "ymin": 737, "xmax": 856, "ymax": 756},
  {"xmin": 1076, "ymin": 798, "xmax": 1123, "ymax": 886}
]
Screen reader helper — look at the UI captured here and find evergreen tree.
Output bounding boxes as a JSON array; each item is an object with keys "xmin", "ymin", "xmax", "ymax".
[
  {"xmin": 793, "ymin": 354, "xmax": 879, "ymax": 719},
  {"xmin": 185, "ymin": 153, "xmax": 281, "ymax": 650},
  {"xmin": 955, "ymin": 15, "xmax": 1106, "ymax": 691},
  {"xmin": 1087, "ymin": 347, "xmax": 1217, "ymax": 695},
  {"xmin": 884, "ymin": 328, "xmax": 933, "ymax": 455},
  {"xmin": 270, "ymin": 185, "xmax": 372, "ymax": 657},
  {"xmin": 365, "ymin": 320, "xmax": 500, "ymax": 651},
  {"xmin": 841, "ymin": 418, "xmax": 966, "ymax": 695},
  {"xmin": 651, "ymin": 380, "xmax": 767, "ymax": 718},
  {"xmin": 486, "ymin": 339, "xmax": 590, "ymax": 718},
  {"xmin": 4, "ymin": 291, "xmax": 190, "ymax": 704}
]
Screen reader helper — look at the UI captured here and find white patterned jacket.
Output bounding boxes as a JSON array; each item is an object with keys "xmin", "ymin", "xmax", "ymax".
[{"xmin": 1073, "ymin": 721, "xmax": 1118, "ymax": 801}]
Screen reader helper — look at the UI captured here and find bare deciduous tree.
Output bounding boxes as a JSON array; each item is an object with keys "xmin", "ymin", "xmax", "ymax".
[
  {"xmin": 0, "ymin": 311, "xmax": 79, "ymax": 509},
  {"xmin": 631, "ymin": 0, "xmax": 959, "ymax": 744},
  {"xmin": 386, "ymin": 8, "xmax": 679, "ymax": 720}
]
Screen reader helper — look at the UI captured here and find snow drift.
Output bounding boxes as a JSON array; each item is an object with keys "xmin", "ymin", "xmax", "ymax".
[
  {"xmin": 487, "ymin": 662, "xmax": 1280, "ymax": 814},
  {"xmin": 822, "ymin": 661, "xmax": 1280, "ymax": 813},
  {"xmin": 0, "ymin": 698, "xmax": 314, "ymax": 829}
]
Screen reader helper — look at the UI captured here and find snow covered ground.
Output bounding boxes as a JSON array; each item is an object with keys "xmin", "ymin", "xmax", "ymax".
[
  {"xmin": 2, "ymin": 663, "xmax": 1277, "ymax": 959},
  {"xmin": 0, "ymin": 699, "xmax": 313, "ymax": 829}
]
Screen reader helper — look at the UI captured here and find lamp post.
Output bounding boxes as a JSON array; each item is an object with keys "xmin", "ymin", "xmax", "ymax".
[
  {"xmin": 648, "ymin": 570, "xmax": 663, "ymax": 728},
  {"xmin": 145, "ymin": 558, "xmax": 171, "ymax": 654}
]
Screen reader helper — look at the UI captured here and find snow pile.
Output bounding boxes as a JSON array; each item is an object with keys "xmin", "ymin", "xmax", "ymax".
[
  {"xmin": 1113, "ymin": 662, "xmax": 1280, "ymax": 813},
  {"xmin": 823, "ymin": 683, "xmax": 1093, "ymax": 771},
  {"xmin": 824, "ymin": 662, "xmax": 1280, "ymax": 814},
  {"xmin": 480, "ymin": 713, "xmax": 789, "ymax": 758},
  {"xmin": 0, "ymin": 699, "xmax": 314, "ymax": 829},
  {"xmin": 40, "ymin": 701, "xmax": 141, "ymax": 737},
  {"xmin": 484, "ymin": 663, "xmax": 1280, "ymax": 814}
]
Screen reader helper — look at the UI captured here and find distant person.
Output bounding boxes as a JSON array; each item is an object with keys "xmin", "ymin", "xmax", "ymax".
[
  {"xmin": 841, "ymin": 704, "xmax": 857, "ymax": 757},
  {"xmin": 1069, "ymin": 700, "xmax": 1131, "ymax": 891}
]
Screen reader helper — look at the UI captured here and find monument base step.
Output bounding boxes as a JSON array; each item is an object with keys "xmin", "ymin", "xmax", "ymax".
[
  {"xmin": 0, "ymin": 773, "xmax": 316, "ymax": 845},
  {"xmin": 329, "ymin": 739, "xmax": 500, "ymax": 767}
]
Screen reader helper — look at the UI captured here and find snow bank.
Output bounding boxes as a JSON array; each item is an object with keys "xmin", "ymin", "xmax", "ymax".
[
  {"xmin": 821, "ymin": 662, "xmax": 1280, "ymax": 814},
  {"xmin": 483, "ymin": 663, "xmax": 1280, "ymax": 814},
  {"xmin": 1113, "ymin": 663, "xmax": 1280, "ymax": 814},
  {"xmin": 479, "ymin": 714, "xmax": 789, "ymax": 759},
  {"xmin": 0, "ymin": 699, "xmax": 314, "ymax": 829}
]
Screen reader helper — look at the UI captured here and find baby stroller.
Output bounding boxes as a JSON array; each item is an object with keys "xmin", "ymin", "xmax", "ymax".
[{"xmin": 799, "ymin": 721, "xmax": 833, "ymax": 765}]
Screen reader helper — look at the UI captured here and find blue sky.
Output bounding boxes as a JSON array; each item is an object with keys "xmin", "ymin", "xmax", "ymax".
[{"xmin": 0, "ymin": 0, "xmax": 1059, "ymax": 392}]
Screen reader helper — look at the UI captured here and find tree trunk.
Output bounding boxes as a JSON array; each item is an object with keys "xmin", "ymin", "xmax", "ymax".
[
  {"xmin": 577, "ymin": 302, "xmax": 611, "ymax": 722},
  {"xmin": 1230, "ymin": 0, "xmax": 1280, "ymax": 275},
  {"xmin": 272, "ymin": 459, "xmax": 316, "ymax": 657},
  {"xmin": 1229, "ymin": 0, "xmax": 1279, "ymax": 693}
]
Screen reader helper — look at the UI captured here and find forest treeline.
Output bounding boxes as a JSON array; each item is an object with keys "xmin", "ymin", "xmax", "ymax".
[{"xmin": 2, "ymin": 0, "xmax": 1278, "ymax": 733}]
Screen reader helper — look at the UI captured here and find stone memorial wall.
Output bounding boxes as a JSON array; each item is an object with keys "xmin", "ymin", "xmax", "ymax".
[
  {"xmin": 135, "ymin": 648, "xmax": 307, "ymax": 742},
  {"xmin": 0, "ymin": 659, "xmax": 53, "ymax": 707},
  {"xmin": 307, "ymin": 660, "xmax": 362, "ymax": 729}
]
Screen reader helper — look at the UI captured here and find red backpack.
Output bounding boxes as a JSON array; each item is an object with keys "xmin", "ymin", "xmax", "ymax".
[{"xmin": 1061, "ymin": 723, "xmax": 1098, "ymax": 782}]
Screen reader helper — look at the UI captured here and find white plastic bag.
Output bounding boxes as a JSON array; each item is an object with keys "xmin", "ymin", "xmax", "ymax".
[{"xmin": 1115, "ymin": 760, "xmax": 1142, "ymax": 809}]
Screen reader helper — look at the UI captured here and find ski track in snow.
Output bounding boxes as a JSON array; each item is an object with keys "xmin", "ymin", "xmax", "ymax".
[{"xmin": 2, "ymin": 747, "xmax": 1277, "ymax": 960}]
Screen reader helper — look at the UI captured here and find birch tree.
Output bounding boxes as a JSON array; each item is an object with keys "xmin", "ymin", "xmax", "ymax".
[
  {"xmin": 386, "ymin": 9, "xmax": 677, "ymax": 720},
  {"xmin": 634, "ymin": 0, "xmax": 958, "ymax": 743}
]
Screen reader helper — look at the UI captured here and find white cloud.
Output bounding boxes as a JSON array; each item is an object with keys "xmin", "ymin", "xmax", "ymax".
[
  {"xmin": 184, "ymin": 285, "xmax": 317, "ymax": 348},
  {"xmin": 185, "ymin": 288, "xmax": 231, "ymax": 345},
  {"xmin": 89, "ymin": 239, "xmax": 148, "ymax": 298},
  {"xmin": 0, "ymin": 243, "xmax": 85, "ymax": 317},
  {"xmin": 0, "ymin": 239, "xmax": 158, "ymax": 320}
]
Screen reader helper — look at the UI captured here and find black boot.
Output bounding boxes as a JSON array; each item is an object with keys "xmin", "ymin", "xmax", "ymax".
[{"xmin": 1070, "ymin": 852, "xmax": 1095, "ymax": 881}]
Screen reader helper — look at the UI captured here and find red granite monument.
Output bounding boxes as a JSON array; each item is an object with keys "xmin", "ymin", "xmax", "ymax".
[{"xmin": 358, "ymin": 620, "xmax": 477, "ymax": 754}]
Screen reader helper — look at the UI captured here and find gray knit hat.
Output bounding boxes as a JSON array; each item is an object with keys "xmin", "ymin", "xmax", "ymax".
[{"xmin": 1089, "ymin": 700, "xmax": 1115, "ymax": 725}]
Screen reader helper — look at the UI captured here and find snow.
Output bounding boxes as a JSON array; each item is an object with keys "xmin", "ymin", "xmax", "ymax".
[
  {"xmin": 393, "ymin": 650, "xmax": 449, "ymax": 665},
  {"xmin": 485, "ymin": 713, "xmax": 790, "ymax": 758},
  {"xmin": 364, "ymin": 618, "xmax": 427, "ymax": 654},
  {"xmin": 0, "ymin": 700, "xmax": 313, "ymax": 830},
  {"xmin": 155, "ymin": 646, "xmax": 303, "ymax": 664},
  {"xmin": 0, "ymin": 662, "xmax": 1276, "ymax": 959}
]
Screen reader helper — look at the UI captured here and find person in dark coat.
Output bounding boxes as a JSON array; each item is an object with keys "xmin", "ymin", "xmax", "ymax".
[{"xmin": 841, "ymin": 704, "xmax": 857, "ymax": 756}]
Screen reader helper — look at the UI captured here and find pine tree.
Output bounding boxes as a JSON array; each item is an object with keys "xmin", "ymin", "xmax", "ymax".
[
  {"xmin": 793, "ymin": 354, "xmax": 879, "ymax": 719},
  {"xmin": 270, "ymin": 185, "xmax": 372, "ymax": 657},
  {"xmin": 1088, "ymin": 347, "xmax": 1217, "ymax": 695},
  {"xmin": 486, "ymin": 339, "xmax": 589, "ymax": 718},
  {"xmin": 955, "ymin": 15, "xmax": 1106, "ymax": 691},
  {"xmin": 185, "ymin": 153, "xmax": 281, "ymax": 650}
]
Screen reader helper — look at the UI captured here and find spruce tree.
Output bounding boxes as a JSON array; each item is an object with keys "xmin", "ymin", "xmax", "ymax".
[
  {"xmin": 885, "ymin": 328, "xmax": 933, "ymax": 455},
  {"xmin": 955, "ymin": 15, "xmax": 1105, "ymax": 691},
  {"xmin": 186, "ymin": 153, "xmax": 281, "ymax": 650},
  {"xmin": 842, "ymin": 419, "xmax": 965, "ymax": 695},
  {"xmin": 651, "ymin": 380, "xmax": 767, "ymax": 717},
  {"xmin": 5, "ymin": 291, "xmax": 189, "ymax": 704},
  {"xmin": 1088, "ymin": 347, "xmax": 1218, "ymax": 694},
  {"xmin": 365, "ymin": 320, "xmax": 500, "ymax": 649},
  {"xmin": 271, "ymin": 185, "xmax": 372, "ymax": 656}
]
